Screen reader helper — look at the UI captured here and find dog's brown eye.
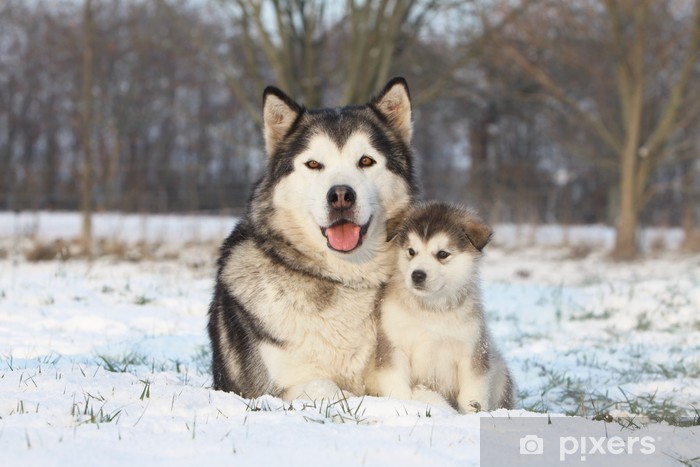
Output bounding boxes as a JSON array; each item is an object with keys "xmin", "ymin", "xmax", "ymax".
[
  {"xmin": 305, "ymin": 160, "xmax": 323, "ymax": 170},
  {"xmin": 408, "ymin": 248, "xmax": 416, "ymax": 257},
  {"xmin": 437, "ymin": 250, "xmax": 450, "ymax": 260},
  {"xmin": 358, "ymin": 155, "xmax": 376, "ymax": 168}
]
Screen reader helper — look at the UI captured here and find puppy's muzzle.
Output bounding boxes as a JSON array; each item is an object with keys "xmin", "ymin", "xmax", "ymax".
[{"xmin": 411, "ymin": 269, "xmax": 427, "ymax": 287}]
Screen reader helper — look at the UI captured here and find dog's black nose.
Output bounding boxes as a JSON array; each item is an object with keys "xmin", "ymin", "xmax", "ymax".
[
  {"xmin": 411, "ymin": 270, "xmax": 427, "ymax": 285},
  {"xmin": 327, "ymin": 185, "xmax": 356, "ymax": 210}
]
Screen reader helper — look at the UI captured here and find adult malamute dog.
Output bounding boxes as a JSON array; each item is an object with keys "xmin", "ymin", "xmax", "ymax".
[
  {"xmin": 367, "ymin": 202, "xmax": 514, "ymax": 412},
  {"xmin": 208, "ymin": 78, "xmax": 418, "ymax": 401}
]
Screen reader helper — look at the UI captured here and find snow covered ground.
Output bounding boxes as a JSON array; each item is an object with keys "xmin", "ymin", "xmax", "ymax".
[{"xmin": 1, "ymin": 212, "xmax": 699, "ymax": 466}]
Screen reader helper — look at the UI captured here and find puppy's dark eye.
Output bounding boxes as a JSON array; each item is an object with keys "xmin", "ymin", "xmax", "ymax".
[
  {"xmin": 305, "ymin": 160, "xmax": 323, "ymax": 170},
  {"xmin": 437, "ymin": 250, "xmax": 450, "ymax": 260},
  {"xmin": 408, "ymin": 248, "xmax": 416, "ymax": 257},
  {"xmin": 358, "ymin": 155, "xmax": 376, "ymax": 168}
]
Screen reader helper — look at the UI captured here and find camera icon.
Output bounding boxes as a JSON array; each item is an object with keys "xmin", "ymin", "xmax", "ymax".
[{"xmin": 519, "ymin": 435, "xmax": 544, "ymax": 455}]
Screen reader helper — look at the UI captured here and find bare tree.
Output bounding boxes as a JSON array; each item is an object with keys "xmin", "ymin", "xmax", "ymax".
[
  {"xmin": 500, "ymin": 0, "xmax": 700, "ymax": 259},
  {"xmin": 170, "ymin": 0, "xmax": 442, "ymax": 114}
]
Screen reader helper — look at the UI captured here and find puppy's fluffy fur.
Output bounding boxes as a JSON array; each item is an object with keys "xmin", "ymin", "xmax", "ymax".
[{"xmin": 367, "ymin": 202, "xmax": 514, "ymax": 412}]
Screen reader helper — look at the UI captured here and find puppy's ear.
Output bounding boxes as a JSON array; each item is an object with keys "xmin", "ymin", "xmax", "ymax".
[
  {"xmin": 385, "ymin": 211, "xmax": 409, "ymax": 242},
  {"xmin": 462, "ymin": 217, "xmax": 492, "ymax": 252},
  {"xmin": 370, "ymin": 77, "xmax": 412, "ymax": 145},
  {"xmin": 263, "ymin": 87, "xmax": 304, "ymax": 157}
]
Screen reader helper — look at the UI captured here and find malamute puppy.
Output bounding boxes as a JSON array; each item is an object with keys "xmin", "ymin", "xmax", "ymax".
[
  {"xmin": 208, "ymin": 78, "xmax": 418, "ymax": 401},
  {"xmin": 368, "ymin": 202, "xmax": 514, "ymax": 412}
]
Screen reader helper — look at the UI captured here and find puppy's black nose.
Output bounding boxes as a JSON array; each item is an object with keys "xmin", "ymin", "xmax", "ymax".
[
  {"xmin": 327, "ymin": 185, "xmax": 356, "ymax": 210},
  {"xmin": 411, "ymin": 270, "xmax": 427, "ymax": 285}
]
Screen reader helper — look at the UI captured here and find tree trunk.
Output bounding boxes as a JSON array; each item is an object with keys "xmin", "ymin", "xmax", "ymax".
[
  {"xmin": 614, "ymin": 90, "xmax": 644, "ymax": 260},
  {"xmin": 613, "ymin": 145, "xmax": 639, "ymax": 260},
  {"xmin": 612, "ymin": 88, "xmax": 645, "ymax": 260},
  {"xmin": 610, "ymin": 1, "xmax": 647, "ymax": 260},
  {"xmin": 681, "ymin": 162, "xmax": 700, "ymax": 251},
  {"xmin": 468, "ymin": 103, "xmax": 498, "ymax": 213},
  {"xmin": 81, "ymin": 0, "xmax": 94, "ymax": 257}
]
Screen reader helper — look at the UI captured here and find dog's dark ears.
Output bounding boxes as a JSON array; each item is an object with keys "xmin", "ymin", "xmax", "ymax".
[
  {"xmin": 370, "ymin": 77, "xmax": 412, "ymax": 145},
  {"xmin": 263, "ymin": 86, "xmax": 304, "ymax": 157},
  {"xmin": 263, "ymin": 78, "xmax": 411, "ymax": 155},
  {"xmin": 462, "ymin": 217, "xmax": 492, "ymax": 252}
]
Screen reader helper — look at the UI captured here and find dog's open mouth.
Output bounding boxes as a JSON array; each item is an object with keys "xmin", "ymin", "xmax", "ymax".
[{"xmin": 320, "ymin": 218, "xmax": 371, "ymax": 253}]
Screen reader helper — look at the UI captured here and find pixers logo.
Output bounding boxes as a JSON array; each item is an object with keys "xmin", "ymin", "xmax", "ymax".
[
  {"xmin": 559, "ymin": 435, "xmax": 656, "ymax": 461},
  {"xmin": 519, "ymin": 435, "xmax": 544, "ymax": 455}
]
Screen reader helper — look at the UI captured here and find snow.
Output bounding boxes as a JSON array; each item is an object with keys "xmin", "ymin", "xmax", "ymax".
[
  {"xmin": 1, "ymin": 212, "xmax": 699, "ymax": 466},
  {"xmin": 0, "ymin": 211, "xmax": 235, "ymax": 245}
]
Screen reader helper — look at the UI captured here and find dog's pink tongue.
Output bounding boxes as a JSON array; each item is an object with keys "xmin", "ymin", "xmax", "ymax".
[{"xmin": 326, "ymin": 223, "xmax": 361, "ymax": 252}]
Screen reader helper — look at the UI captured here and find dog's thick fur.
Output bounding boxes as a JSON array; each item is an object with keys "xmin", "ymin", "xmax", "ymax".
[
  {"xmin": 367, "ymin": 202, "xmax": 514, "ymax": 412},
  {"xmin": 208, "ymin": 78, "xmax": 418, "ymax": 401}
]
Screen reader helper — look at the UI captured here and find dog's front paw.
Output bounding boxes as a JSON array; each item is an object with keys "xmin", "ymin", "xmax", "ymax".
[{"xmin": 285, "ymin": 379, "xmax": 350, "ymax": 401}]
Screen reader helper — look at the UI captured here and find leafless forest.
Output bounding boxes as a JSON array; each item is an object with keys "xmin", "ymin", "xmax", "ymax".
[{"xmin": 1, "ymin": 0, "xmax": 699, "ymax": 258}]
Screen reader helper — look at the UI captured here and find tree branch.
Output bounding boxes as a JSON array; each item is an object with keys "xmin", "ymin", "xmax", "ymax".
[{"xmin": 502, "ymin": 43, "xmax": 623, "ymax": 153}]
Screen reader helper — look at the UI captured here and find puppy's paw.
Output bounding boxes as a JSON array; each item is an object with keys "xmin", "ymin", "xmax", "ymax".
[{"xmin": 459, "ymin": 400, "xmax": 482, "ymax": 414}]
